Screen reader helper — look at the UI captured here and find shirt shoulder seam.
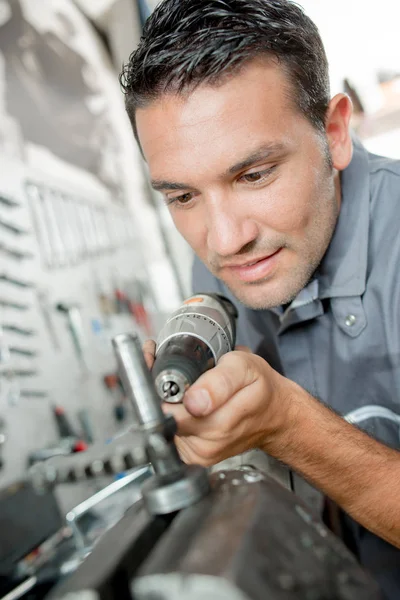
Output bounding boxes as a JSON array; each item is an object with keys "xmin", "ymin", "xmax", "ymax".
[{"xmin": 369, "ymin": 161, "xmax": 400, "ymax": 178}]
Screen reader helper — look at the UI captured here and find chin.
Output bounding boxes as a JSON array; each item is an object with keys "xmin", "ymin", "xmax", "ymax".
[{"xmin": 225, "ymin": 277, "xmax": 304, "ymax": 311}]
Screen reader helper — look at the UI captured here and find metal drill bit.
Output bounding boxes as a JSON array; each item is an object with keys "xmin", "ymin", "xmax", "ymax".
[{"xmin": 162, "ymin": 381, "xmax": 180, "ymax": 399}]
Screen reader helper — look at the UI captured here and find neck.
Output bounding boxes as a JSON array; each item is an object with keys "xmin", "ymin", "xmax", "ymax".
[{"xmin": 334, "ymin": 170, "xmax": 342, "ymax": 210}]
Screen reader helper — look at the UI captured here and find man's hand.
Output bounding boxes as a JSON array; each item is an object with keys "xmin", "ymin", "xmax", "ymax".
[
  {"xmin": 143, "ymin": 340, "xmax": 400, "ymax": 548},
  {"xmin": 142, "ymin": 340, "xmax": 295, "ymax": 466}
]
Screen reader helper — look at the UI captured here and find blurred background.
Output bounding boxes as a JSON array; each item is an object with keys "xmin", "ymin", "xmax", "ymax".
[{"xmin": 0, "ymin": 0, "xmax": 399, "ymax": 595}]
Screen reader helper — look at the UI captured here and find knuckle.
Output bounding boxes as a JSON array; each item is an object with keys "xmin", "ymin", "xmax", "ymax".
[{"xmin": 194, "ymin": 441, "xmax": 219, "ymax": 463}]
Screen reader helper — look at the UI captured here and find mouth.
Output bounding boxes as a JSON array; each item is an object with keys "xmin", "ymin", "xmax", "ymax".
[{"xmin": 223, "ymin": 248, "xmax": 282, "ymax": 283}]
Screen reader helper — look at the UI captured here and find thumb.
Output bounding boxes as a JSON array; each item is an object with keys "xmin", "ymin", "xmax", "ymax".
[{"xmin": 183, "ymin": 350, "xmax": 260, "ymax": 417}]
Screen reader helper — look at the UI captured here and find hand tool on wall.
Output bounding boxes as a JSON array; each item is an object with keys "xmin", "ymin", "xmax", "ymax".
[
  {"xmin": 0, "ymin": 242, "xmax": 33, "ymax": 261},
  {"xmin": 77, "ymin": 408, "xmax": 94, "ymax": 444},
  {"xmin": 37, "ymin": 290, "xmax": 60, "ymax": 351},
  {"xmin": 19, "ymin": 390, "xmax": 47, "ymax": 399},
  {"xmin": 26, "ymin": 182, "xmax": 55, "ymax": 268},
  {"xmin": 0, "ymin": 298, "xmax": 29, "ymax": 311},
  {"xmin": 52, "ymin": 405, "xmax": 78, "ymax": 440},
  {"xmin": 0, "ymin": 194, "xmax": 19, "ymax": 208},
  {"xmin": 0, "ymin": 217, "xmax": 28, "ymax": 235},
  {"xmin": 1, "ymin": 369, "xmax": 38, "ymax": 377},
  {"xmin": 8, "ymin": 347, "xmax": 38, "ymax": 357},
  {"xmin": 56, "ymin": 303, "xmax": 87, "ymax": 370},
  {"xmin": 2, "ymin": 324, "xmax": 35, "ymax": 336},
  {"xmin": 103, "ymin": 372, "xmax": 127, "ymax": 422},
  {"xmin": 0, "ymin": 274, "xmax": 34, "ymax": 288}
]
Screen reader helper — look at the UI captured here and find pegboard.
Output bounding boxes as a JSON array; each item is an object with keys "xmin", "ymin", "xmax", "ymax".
[{"xmin": 0, "ymin": 154, "xmax": 153, "ymax": 487}]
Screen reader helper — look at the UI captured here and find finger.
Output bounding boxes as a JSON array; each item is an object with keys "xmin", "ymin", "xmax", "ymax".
[
  {"xmin": 235, "ymin": 345, "xmax": 252, "ymax": 353},
  {"xmin": 142, "ymin": 339, "xmax": 156, "ymax": 369},
  {"xmin": 183, "ymin": 350, "xmax": 261, "ymax": 417},
  {"xmin": 162, "ymin": 402, "xmax": 197, "ymax": 434},
  {"xmin": 162, "ymin": 402, "xmax": 216, "ymax": 438}
]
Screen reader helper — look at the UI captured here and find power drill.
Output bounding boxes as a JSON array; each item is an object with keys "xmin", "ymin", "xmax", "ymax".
[{"xmin": 152, "ymin": 293, "xmax": 238, "ymax": 403}]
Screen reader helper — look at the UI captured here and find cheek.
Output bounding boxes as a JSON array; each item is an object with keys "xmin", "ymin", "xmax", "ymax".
[
  {"xmin": 255, "ymin": 165, "xmax": 328, "ymax": 235},
  {"xmin": 172, "ymin": 210, "xmax": 207, "ymax": 254}
]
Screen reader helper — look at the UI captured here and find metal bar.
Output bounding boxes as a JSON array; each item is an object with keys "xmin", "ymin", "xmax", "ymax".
[
  {"xmin": 112, "ymin": 334, "xmax": 164, "ymax": 426},
  {"xmin": 0, "ymin": 576, "xmax": 37, "ymax": 600}
]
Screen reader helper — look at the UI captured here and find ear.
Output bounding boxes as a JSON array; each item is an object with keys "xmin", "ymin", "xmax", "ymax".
[{"xmin": 325, "ymin": 93, "xmax": 353, "ymax": 171}]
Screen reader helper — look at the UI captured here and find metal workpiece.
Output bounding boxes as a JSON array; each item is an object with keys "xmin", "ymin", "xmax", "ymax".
[
  {"xmin": 132, "ymin": 470, "xmax": 381, "ymax": 600},
  {"xmin": 47, "ymin": 499, "xmax": 170, "ymax": 600},
  {"xmin": 112, "ymin": 333, "xmax": 165, "ymax": 426},
  {"xmin": 45, "ymin": 468, "xmax": 382, "ymax": 600},
  {"xmin": 142, "ymin": 464, "xmax": 210, "ymax": 516}
]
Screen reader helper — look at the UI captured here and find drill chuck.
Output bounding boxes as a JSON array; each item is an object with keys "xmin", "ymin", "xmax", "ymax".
[{"xmin": 153, "ymin": 294, "xmax": 237, "ymax": 403}]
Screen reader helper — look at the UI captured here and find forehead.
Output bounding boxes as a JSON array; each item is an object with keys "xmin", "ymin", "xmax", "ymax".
[{"xmin": 136, "ymin": 58, "xmax": 306, "ymax": 179}]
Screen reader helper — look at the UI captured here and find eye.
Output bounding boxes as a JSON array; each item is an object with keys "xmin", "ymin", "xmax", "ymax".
[
  {"xmin": 166, "ymin": 192, "xmax": 195, "ymax": 208},
  {"xmin": 239, "ymin": 166, "xmax": 277, "ymax": 185}
]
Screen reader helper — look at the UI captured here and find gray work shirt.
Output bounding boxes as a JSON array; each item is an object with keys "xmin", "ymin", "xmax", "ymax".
[{"xmin": 192, "ymin": 138, "xmax": 400, "ymax": 599}]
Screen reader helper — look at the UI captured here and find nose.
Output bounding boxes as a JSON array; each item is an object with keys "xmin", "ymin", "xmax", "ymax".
[{"xmin": 205, "ymin": 192, "xmax": 259, "ymax": 257}]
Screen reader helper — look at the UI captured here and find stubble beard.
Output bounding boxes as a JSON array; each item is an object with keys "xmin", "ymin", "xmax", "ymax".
[{"xmin": 212, "ymin": 168, "xmax": 339, "ymax": 311}]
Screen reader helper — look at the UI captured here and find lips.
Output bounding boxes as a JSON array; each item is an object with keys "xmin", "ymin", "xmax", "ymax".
[{"xmin": 225, "ymin": 248, "xmax": 282, "ymax": 283}]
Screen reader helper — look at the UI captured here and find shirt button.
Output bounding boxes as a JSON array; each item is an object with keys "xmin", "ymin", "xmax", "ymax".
[{"xmin": 345, "ymin": 314, "xmax": 357, "ymax": 327}]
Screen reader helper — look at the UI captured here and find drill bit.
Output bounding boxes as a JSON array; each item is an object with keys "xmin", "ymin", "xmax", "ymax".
[{"xmin": 162, "ymin": 381, "xmax": 180, "ymax": 399}]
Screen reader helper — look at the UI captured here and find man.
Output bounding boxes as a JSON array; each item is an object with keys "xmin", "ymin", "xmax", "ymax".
[{"xmin": 120, "ymin": 0, "xmax": 400, "ymax": 596}]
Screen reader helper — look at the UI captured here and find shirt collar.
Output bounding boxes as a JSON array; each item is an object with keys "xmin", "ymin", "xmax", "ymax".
[
  {"xmin": 270, "ymin": 136, "xmax": 370, "ymax": 324},
  {"xmin": 316, "ymin": 136, "xmax": 370, "ymax": 299}
]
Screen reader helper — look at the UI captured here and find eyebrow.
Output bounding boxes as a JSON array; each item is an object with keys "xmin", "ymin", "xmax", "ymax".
[
  {"xmin": 150, "ymin": 142, "xmax": 286, "ymax": 192},
  {"xmin": 226, "ymin": 142, "xmax": 286, "ymax": 175}
]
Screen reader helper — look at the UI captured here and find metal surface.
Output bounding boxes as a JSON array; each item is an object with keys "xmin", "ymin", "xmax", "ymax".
[
  {"xmin": 66, "ymin": 466, "xmax": 151, "ymax": 553},
  {"xmin": 155, "ymin": 370, "xmax": 189, "ymax": 403},
  {"xmin": 47, "ymin": 501, "xmax": 169, "ymax": 600},
  {"xmin": 0, "ymin": 576, "xmax": 37, "ymax": 600},
  {"xmin": 142, "ymin": 464, "xmax": 210, "ymax": 515},
  {"xmin": 112, "ymin": 333, "xmax": 164, "ymax": 426},
  {"xmin": 132, "ymin": 469, "xmax": 382, "ymax": 600},
  {"xmin": 47, "ymin": 468, "xmax": 381, "ymax": 600}
]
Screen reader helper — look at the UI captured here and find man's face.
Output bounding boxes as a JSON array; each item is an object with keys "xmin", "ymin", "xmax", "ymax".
[{"xmin": 136, "ymin": 58, "xmax": 339, "ymax": 309}]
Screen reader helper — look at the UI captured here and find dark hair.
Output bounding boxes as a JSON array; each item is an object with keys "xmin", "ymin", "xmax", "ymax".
[{"xmin": 120, "ymin": 0, "xmax": 330, "ymax": 142}]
